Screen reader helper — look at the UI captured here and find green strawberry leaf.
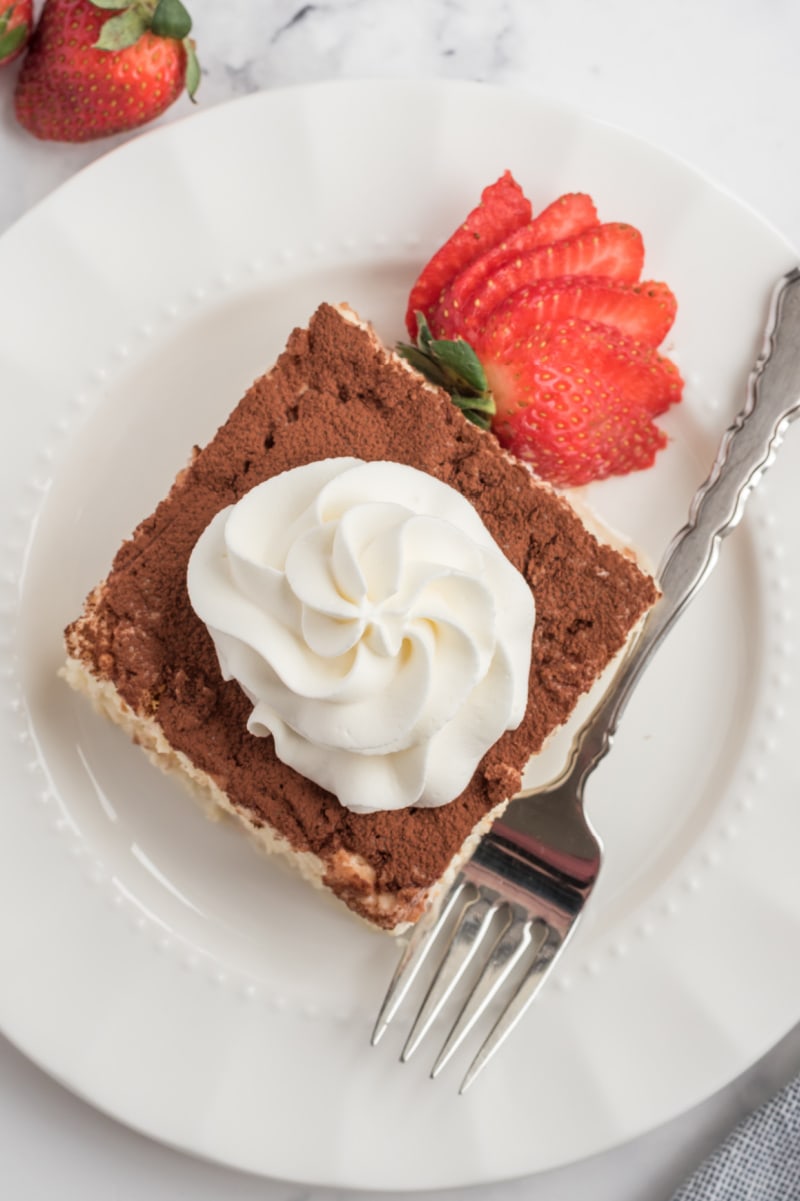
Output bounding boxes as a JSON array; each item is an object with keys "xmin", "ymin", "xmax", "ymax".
[
  {"xmin": 395, "ymin": 343, "xmax": 449, "ymax": 389},
  {"xmin": 396, "ymin": 314, "xmax": 496, "ymax": 430},
  {"xmin": 454, "ymin": 391, "xmax": 495, "ymax": 415},
  {"xmin": 183, "ymin": 36, "xmax": 200, "ymax": 99},
  {"xmin": 151, "ymin": 0, "xmax": 192, "ymax": 39},
  {"xmin": 0, "ymin": 21, "xmax": 26, "ymax": 58},
  {"xmin": 90, "ymin": 0, "xmax": 136, "ymax": 9},
  {"xmin": 452, "ymin": 395, "xmax": 493, "ymax": 430},
  {"xmin": 429, "ymin": 337, "xmax": 488, "ymax": 394},
  {"xmin": 95, "ymin": 7, "xmax": 149, "ymax": 50},
  {"xmin": 415, "ymin": 311, "xmax": 435, "ymax": 354}
]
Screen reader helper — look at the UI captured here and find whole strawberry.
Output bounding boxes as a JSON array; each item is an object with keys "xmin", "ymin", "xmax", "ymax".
[
  {"xmin": 0, "ymin": 0, "xmax": 32, "ymax": 66},
  {"xmin": 14, "ymin": 0, "xmax": 199, "ymax": 142}
]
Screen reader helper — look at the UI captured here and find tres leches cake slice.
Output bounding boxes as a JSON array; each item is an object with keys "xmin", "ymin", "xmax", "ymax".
[{"xmin": 63, "ymin": 303, "xmax": 658, "ymax": 932}]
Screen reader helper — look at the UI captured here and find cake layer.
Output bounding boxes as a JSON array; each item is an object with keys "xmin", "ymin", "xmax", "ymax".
[{"xmin": 64, "ymin": 303, "xmax": 657, "ymax": 930}]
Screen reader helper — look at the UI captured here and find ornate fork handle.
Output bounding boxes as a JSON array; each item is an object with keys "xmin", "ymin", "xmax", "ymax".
[{"xmin": 546, "ymin": 266, "xmax": 800, "ymax": 798}]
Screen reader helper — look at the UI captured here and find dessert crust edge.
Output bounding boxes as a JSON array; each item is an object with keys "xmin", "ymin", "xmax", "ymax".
[{"xmin": 60, "ymin": 655, "xmax": 508, "ymax": 935}]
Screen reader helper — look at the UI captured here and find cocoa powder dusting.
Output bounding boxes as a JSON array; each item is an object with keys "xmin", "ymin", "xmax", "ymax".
[{"xmin": 65, "ymin": 305, "xmax": 657, "ymax": 923}]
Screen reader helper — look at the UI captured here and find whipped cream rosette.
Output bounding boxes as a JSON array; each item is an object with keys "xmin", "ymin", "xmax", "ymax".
[{"xmin": 188, "ymin": 458, "xmax": 534, "ymax": 814}]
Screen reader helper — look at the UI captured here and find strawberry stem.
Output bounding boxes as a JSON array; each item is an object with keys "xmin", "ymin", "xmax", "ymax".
[
  {"xmin": 151, "ymin": 0, "xmax": 192, "ymax": 40},
  {"xmin": 397, "ymin": 313, "xmax": 496, "ymax": 430}
]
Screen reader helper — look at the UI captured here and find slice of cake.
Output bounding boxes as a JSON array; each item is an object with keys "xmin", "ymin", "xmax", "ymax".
[{"xmin": 63, "ymin": 303, "xmax": 658, "ymax": 932}]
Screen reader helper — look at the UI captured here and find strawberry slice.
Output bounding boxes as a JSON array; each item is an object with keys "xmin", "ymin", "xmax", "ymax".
[
  {"xmin": 405, "ymin": 171, "xmax": 531, "ymax": 338},
  {"xmin": 477, "ymin": 318, "xmax": 675, "ymax": 486},
  {"xmin": 493, "ymin": 367, "xmax": 667, "ymax": 487},
  {"xmin": 475, "ymin": 307, "xmax": 677, "ymax": 420},
  {"xmin": 482, "ymin": 276, "xmax": 678, "ymax": 348},
  {"xmin": 436, "ymin": 223, "xmax": 645, "ymax": 338},
  {"xmin": 428, "ymin": 192, "xmax": 599, "ymax": 336},
  {"xmin": 522, "ymin": 192, "xmax": 600, "ymax": 246}
]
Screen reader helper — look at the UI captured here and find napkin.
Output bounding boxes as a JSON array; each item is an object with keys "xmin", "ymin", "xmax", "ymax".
[{"xmin": 670, "ymin": 1072, "xmax": 800, "ymax": 1200}]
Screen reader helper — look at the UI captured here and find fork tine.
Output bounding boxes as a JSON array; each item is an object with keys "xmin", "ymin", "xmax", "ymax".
[
  {"xmin": 459, "ymin": 923, "xmax": 564, "ymax": 1094},
  {"xmin": 400, "ymin": 890, "xmax": 509, "ymax": 1063},
  {"xmin": 429, "ymin": 914, "xmax": 540, "ymax": 1078},
  {"xmin": 370, "ymin": 876, "xmax": 471, "ymax": 1047}
]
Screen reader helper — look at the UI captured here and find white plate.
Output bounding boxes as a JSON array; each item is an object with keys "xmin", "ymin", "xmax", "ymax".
[{"xmin": 2, "ymin": 80, "xmax": 800, "ymax": 1191}]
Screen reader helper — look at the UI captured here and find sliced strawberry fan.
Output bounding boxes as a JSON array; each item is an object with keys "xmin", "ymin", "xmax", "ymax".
[
  {"xmin": 402, "ymin": 170, "xmax": 683, "ymax": 488},
  {"xmin": 425, "ymin": 191, "xmax": 601, "ymax": 337},
  {"xmin": 481, "ymin": 276, "xmax": 678, "ymax": 349},
  {"xmin": 431, "ymin": 220, "xmax": 646, "ymax": 339}
]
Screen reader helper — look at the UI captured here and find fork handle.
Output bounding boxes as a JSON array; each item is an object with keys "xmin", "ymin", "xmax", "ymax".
[{"xmin": 553, "ymin": 266, "xmax": 800, "ymax": 792}]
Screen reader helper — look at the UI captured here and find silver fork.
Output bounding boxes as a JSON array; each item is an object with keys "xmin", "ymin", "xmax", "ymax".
[{"xmin": 372, "ymin": 266, "xmax": 800, "ymax": 1093}]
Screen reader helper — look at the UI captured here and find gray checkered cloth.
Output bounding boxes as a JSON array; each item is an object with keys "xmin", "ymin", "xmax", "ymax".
[{"xmin": 671, "ymin": 1074, "xmax": 800, "ymax": 1200}]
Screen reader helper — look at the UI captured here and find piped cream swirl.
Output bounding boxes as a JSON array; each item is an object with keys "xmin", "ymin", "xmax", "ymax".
[{"xmin": 187, "ymin": 459, "xmax": 534, "ymax": 814}]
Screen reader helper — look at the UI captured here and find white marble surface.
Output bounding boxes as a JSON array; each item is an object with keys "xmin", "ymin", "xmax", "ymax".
[{"xmin": 3, "ymin": 1, "xmax": 800, "ymax": 1198}]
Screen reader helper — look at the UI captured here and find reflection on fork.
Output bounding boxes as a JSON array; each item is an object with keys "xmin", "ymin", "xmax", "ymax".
[{"xmin": 371, "ymin": 754, "xmax": 602, "ymax": 1094}]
